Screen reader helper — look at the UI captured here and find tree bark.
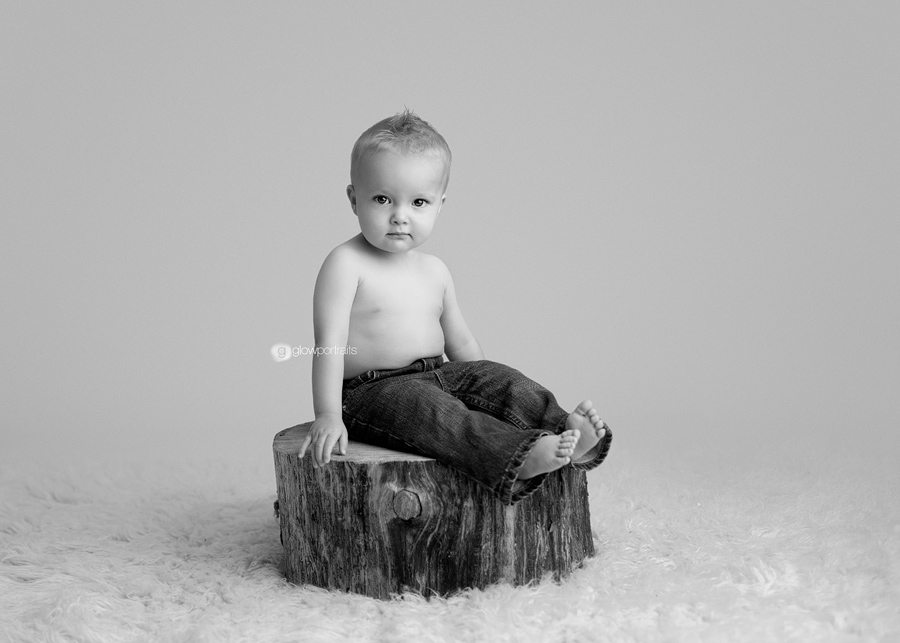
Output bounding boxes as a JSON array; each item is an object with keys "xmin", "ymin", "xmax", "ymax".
[{"xmin": 273, "ymin": 422, "xmax": 594, "ymax": 599}]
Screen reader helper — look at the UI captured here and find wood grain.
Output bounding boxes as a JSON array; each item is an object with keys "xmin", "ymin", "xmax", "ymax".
[{"xmin": 274, "ymin": 422, "xmax": 594, "ymax": 598}]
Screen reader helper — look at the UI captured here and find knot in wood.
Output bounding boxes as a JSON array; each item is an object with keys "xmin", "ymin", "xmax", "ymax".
[{"xmin": 392, "ymin": 489, "xmax": 422, "ymax": 520}]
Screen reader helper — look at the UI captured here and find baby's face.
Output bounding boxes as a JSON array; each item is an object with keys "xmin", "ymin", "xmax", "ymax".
[{"xmin": 347, "ymin": 150, "xmax": 447, "ymax": 254}]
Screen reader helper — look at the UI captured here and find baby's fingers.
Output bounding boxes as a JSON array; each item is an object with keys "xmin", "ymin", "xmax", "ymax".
[
  {"xmin": 322, "ymin": 433, "xmax": 340, "ymax": 465},
  {"xmin": 313, "ymin": 433, "xmax": 327, "ymax": 468},
  {"xmin": 297, "ymin": 434, "xmax": 312, "ymax": 459}
]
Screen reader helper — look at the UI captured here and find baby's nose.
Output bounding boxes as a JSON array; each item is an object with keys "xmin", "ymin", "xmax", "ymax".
[{"xmin": 391, "ymin": 206, "xmax": 410, "ymax": 223}]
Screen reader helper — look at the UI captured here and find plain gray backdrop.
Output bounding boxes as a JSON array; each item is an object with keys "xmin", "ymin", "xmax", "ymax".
[{"xmin": 2, "ymin": 3, "xmax": 898, "ymax": 472}]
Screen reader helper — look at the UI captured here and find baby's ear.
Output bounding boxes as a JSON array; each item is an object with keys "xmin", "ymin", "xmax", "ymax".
[{"xmin": 346, "ymin": 185, "xmax": 357, "ymax": 215}]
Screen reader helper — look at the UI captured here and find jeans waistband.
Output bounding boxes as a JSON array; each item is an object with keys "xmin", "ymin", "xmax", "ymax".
[{"xmin": 343, "ymin": 355, "xmax": 444, "ymax": 392}]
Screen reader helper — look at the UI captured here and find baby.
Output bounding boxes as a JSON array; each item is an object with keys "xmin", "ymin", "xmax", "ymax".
[{"xmin": 298, "ymin": 110, "xmax": 611, "ymax": 504}]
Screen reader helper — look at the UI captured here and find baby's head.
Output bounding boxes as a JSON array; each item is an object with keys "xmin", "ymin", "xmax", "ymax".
[
  {"xmin": 350, "ymin": 110, "xmax": 452, "ymax": 190},
  {"xmin": 347, "ymin": 111, "xmax": 451, "ymax": 254}
]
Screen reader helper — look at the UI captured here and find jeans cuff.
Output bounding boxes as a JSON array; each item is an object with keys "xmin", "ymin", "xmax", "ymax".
[
  {"xmin": 508, "ymin": 473, "xmax": 548, "ymax": 503},
  {"xmin": 497, "ymin": 430, "xmax": 550, "ymax": 505},
  {"xmin": 570, "ymin": 425, "xmax": 613, "ymax": 471}
]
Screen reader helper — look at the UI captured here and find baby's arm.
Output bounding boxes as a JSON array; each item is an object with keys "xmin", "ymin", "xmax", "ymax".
[
  {"xmin": 298, "ymin": 246, "xmax": 358, "ymax": 467},
  {"xmin": 439, "ymin": 261, "xmax": 484, "ymax": 362}
]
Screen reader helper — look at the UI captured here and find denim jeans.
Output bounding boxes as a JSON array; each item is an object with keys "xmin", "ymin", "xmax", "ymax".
[{"xmin": 341, "ymin": 356, "xmax": 612, "ymax": 504}]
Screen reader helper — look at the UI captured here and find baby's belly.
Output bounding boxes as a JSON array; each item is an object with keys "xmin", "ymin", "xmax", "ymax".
[{"xmin": 343, "ymin": 320, "xmax": 445, "ymax": 379}]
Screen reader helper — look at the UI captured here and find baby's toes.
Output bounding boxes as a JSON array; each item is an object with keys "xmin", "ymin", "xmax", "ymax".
[
  {"xmin": 574, "ymin": 400, "xmax": 593, "ymax": 416},
  {"xmin": 558, "ymin": 430, "xmax": 579, "ymax": 455}
]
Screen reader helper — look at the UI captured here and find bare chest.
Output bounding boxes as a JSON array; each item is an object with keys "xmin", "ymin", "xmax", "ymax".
[{"xmin": 351, "ymin": 269, "xmax": 444, "ymax": 319}]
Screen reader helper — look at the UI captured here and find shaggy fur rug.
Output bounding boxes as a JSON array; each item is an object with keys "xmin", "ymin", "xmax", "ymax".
[{"xmin": 1, "ymin": 444, "xmax": 898, "ymax": 643}]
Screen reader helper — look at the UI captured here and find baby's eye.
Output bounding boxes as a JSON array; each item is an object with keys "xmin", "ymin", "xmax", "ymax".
[
  {"xmin": 412, "ymin": 198, "xmax": 428, "ymax": 207},
  {"xmin": 373, "ymin": 195, "xmax": 390, "ymax": 205}
]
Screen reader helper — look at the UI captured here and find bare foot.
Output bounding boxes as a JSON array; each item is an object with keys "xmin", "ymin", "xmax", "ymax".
[
  {"xmin": 567, "ymin": 400, "xmax": 608, "ymax": 462},
  {"xmin": 518, "ymin": 430, "xmax": 579, "ymax": 479}
]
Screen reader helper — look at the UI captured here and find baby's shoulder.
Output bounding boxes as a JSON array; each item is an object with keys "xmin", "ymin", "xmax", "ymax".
[
  {"xmin": 415, "ymin": 250, "xmax": 447, "ymax": 269},
  {"xmin": 414, "ymin": 251, "xmax": 452, "ymax": 281},
  {"xmin": 316, "ymin": 239, "xmax": 368, "ymax": 290},
  {"xmin": 321, "ymin": 236, "xmax": 367, "ymax": 267}
]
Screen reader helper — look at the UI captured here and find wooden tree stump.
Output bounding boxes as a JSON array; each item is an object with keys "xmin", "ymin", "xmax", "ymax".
[{"xmin": 273, "ymin": 422, "xmax": 595, "ymax": 599}]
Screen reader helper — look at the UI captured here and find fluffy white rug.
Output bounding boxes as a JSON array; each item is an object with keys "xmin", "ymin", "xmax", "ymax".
[{"xmin": 1, "ymin": 444, "xmax": 898, "ymax": 642}]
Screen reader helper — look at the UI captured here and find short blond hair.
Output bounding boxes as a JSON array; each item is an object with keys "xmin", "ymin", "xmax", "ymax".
[{"xmin": 350, "ymin": 109, "xmax": 452, "ymax": 185}]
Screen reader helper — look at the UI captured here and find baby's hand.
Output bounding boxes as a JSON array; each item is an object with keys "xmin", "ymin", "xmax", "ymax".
[{"xmin": 298, "ymin": 413, "xmax": 348, "ymax": 468}]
